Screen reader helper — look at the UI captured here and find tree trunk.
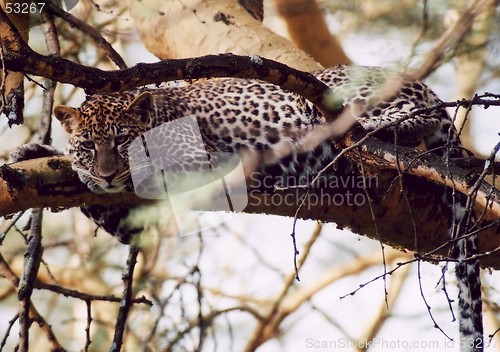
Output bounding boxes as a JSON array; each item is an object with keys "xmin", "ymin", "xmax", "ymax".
[
  {"xmin": 127, "ymin": 0, "xmax": 322, "ymax": 71},
  {"xmin": 272, "ymin": 0, "xmax": 352, "ymax": 67}
]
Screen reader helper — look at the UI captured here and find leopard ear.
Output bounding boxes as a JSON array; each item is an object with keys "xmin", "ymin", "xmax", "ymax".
[
  {"xmin": 54, "ymin": 105, "xmax": 81, "ymax": 134},
  {"xmin": 125, "ymin": 92, "xmax": 153, "ymax": 126}
]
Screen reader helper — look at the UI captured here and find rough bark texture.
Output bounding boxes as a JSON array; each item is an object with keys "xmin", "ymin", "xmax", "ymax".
[
  {"xmin": 0, "ymin": 156, "xmax": 151, "ymax": 215},
  {"xmin": 125, "ymin": 1, "xmax": 500, "ymax": 273},
  {"xmin": 127, "ymin": 0, "xmax": 322, "ymax": 71},
  {"xmin": 0, "ymin": 0, "xmax": 30, "ymax": 126},
  {"xmin": 238, "ymin": 0, "xmax": 263, "ymax": 21},
  {"xmin": 0, "ymin": 51, "xmax": 342, "ymax": 120}
]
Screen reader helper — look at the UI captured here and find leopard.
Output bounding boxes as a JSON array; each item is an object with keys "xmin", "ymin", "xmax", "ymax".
[
  {"xmin": 54, "ymin": 66, "xmax": 462, "ymax": 197},
  {"xmin": 13, "ymin": 65, "xmax": 481, "ymax": 350}
]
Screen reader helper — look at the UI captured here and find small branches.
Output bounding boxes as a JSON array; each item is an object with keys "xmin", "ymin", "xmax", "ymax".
[
  {"xmin": 0, "ymin": 232, "xmax": 152, "ymax": 350},
  {"xmin": 0, "ymin": 314, "xmax": 19, "ymax": 351},
  {"xmin": 0, "ymin": 97, "xmax": 499, "ymax": 270},
  {"xmin": 0, "ymin": 6, "xmax": 342, "ymax": 122},
  {"xmin": 44, "ymin": 2, "xmax": 127, "ymax": 70},
  {"xmin": 355, "ymin": 262, "xmax": 412, "ymax": 352},
  {"xmin": 0, "ymin": 2, "xmax": 498, "ymax": 349},
  {"xmin": 417, "ymin": 260, "xmax": 452, "ymax": 340},
  {"xmin": 18, "ymin": 208, "xmax": 43, "ymax": 352},
  {"xmin": 0, "ymin": 244, "xmax": 65, "ymax": 351},
  {"xmin": 83, "ymin": 300, "xmax": 92, "ymax": 352},
  {"xmin": 409, "ymin": 0, "xmax": 497, "ymax": 80},
  {"xmin": 244, "ymin": 223, "xmax": 323, "ymax": 351},
  {"xmin": 110, "ymin": 240, "xmax": 141, "ymax": 352}
]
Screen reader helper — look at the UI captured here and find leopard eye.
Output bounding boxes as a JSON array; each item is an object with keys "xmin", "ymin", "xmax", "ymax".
[
  {"xmin": 81, "ymin": 140, "xmax": 95, "ymax": 150},
  {"xmin": 115, "ymin": 135, "xmax": 128, "ymax": 145}
]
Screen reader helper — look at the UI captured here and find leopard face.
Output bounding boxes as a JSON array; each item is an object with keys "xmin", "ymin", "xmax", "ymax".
[{"xmin": 54, "ymin": 92, "xmax": 154, "ymax": 193}]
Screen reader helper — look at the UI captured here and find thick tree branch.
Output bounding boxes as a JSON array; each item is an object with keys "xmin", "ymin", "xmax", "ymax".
[
  {"xmin": 0, "ymin": 6, "xmax": 341, "ymax": 120},
  {"xmin": 1, "ymin": 132, "xmax": 499, "ymax": 268},
  {"xmin": 0, "ymin": 0, "xmax": 30, "ymax": 126},
  {"xmin": 0, "ymin": 155, "xmax": 150, "ymax": 215},
  {"xmin": 272, "ymin": 0, "xmax": 352, "ymax": 66},
  {"xmin": 127, "ymin": 0, "xmax": 321, "ymax": 71}
]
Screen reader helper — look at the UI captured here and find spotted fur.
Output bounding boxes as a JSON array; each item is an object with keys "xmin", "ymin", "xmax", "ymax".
[
  {"xmin": 452, "ymin": 203, "xmax": 483, "ymax": 352},
  {"xmin": 52, "ymin": 65, "xmax": 481, "ymax": 347}
]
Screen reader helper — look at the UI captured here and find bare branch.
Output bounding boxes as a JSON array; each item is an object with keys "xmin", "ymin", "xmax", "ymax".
[
  {"xmin": 272, "ymin": 0, "xmax": 351, "ymax": 66},
  {"xmin": 245, "ymin": 223, "xmax": 323, "ymax": 350},
  {"xmin": 18, "ymin": 208, "xmax": 43, "ymax": 352},
  {"xmin": 1, "ymin": 118, "xmax": 499, "ymax": 267},
  {"xmin": 355, "ymin": 261, "xmax": 412, "ymax": 352},
  {"xmin": 110, "ymin": 241, "xmax": 141, "ymax": 352},
  {"xmin": 409, "ymin": 0, "xmax": 497, "ymax": 79},
  {"xmin": 45, "ymin": 2, "xmax": 127, "ymax": 69},
  {"xmin": 0, "ymin": 7, "xmax": 342, "ymax": 121}
]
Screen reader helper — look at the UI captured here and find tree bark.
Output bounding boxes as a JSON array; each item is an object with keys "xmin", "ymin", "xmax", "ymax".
[
  {"xmin": 1, "ymin": 133, "xmax": 499, "ymax": 269},
  {"xmin": 272, "ymin": 0, "xmax": 352, "ymax": 67},
  {"xmin": 0, "ymin": 0, "xmax": 30, "ymax": 126},
  {"xmin": 127, "ymin": 0, "xmax": 322, "ymax": 71}
]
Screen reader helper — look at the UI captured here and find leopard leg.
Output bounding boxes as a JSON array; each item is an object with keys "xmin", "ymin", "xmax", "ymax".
[{"xmin": 80, "ymin": 205, "xmax": 143, "ymax": 244}]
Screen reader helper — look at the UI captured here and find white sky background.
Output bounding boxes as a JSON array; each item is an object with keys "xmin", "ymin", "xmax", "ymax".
[{"xmin": 0, "ymin": 2, "xmax": 499, "ymax": 351}]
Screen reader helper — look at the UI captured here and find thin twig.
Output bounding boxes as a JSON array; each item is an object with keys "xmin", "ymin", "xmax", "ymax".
[
  {"xmin": 417, "ymin": 261, "xmax": 453, "ymax": 340},
  {"xmin": 0, "ymin": 314, "xmax": 19, "ymax": 352},
  {"xmin": 437, "ymin": 264, "xmax": 457, "ymax": 323},
  {"xmin": 110, "ymin": 238, "xmax": 141, "ymax": 352},
  {"xmin": 410, "ymin": 0, "xmax": 495, "ymax": 79},
  {"xmin": 405, "ymin": 0, "xmax": 429, "ymax": 64},
  {"xmin": 18, "ymin": 208, "xmax": 44, "ymax": 352},
  {"xmin": 0, "ymin": 211, "xmax": 25, "ymax": 244},
  {"xmin": 244, "ymin": 223, "xmax": 323, "ymax": 351},
  {"xmin": 355, "ymin": 263, "xmax": 412, "ymax": 352},
  {"xmin": 45, "ymin": 1, "xmax": 127, "ymax": 69},
  {"xmin": 35, "ymin": 280, "xmax": 152, "ymax": 305},
  {"xmin": 84, "ymin": 300, "xmax": 92, "ymax": 352},
  {"xmin": 357, "ymin": 148, "xmax": 388, "ymax": 307}
]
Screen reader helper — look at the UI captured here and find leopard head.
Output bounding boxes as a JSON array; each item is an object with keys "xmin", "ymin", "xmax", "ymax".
[{"xmin": 54, "ymin": 92, "xmax": 154, "ymax": 193}]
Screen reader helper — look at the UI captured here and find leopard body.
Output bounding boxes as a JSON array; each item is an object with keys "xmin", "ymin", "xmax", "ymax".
[
  {"xmin": 52, "ymin": 65, "xmax": 481, "ymax": 351},
  {"xmin": 55, "ymin": 66, "xmax": 460, "ymax": 195}
]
